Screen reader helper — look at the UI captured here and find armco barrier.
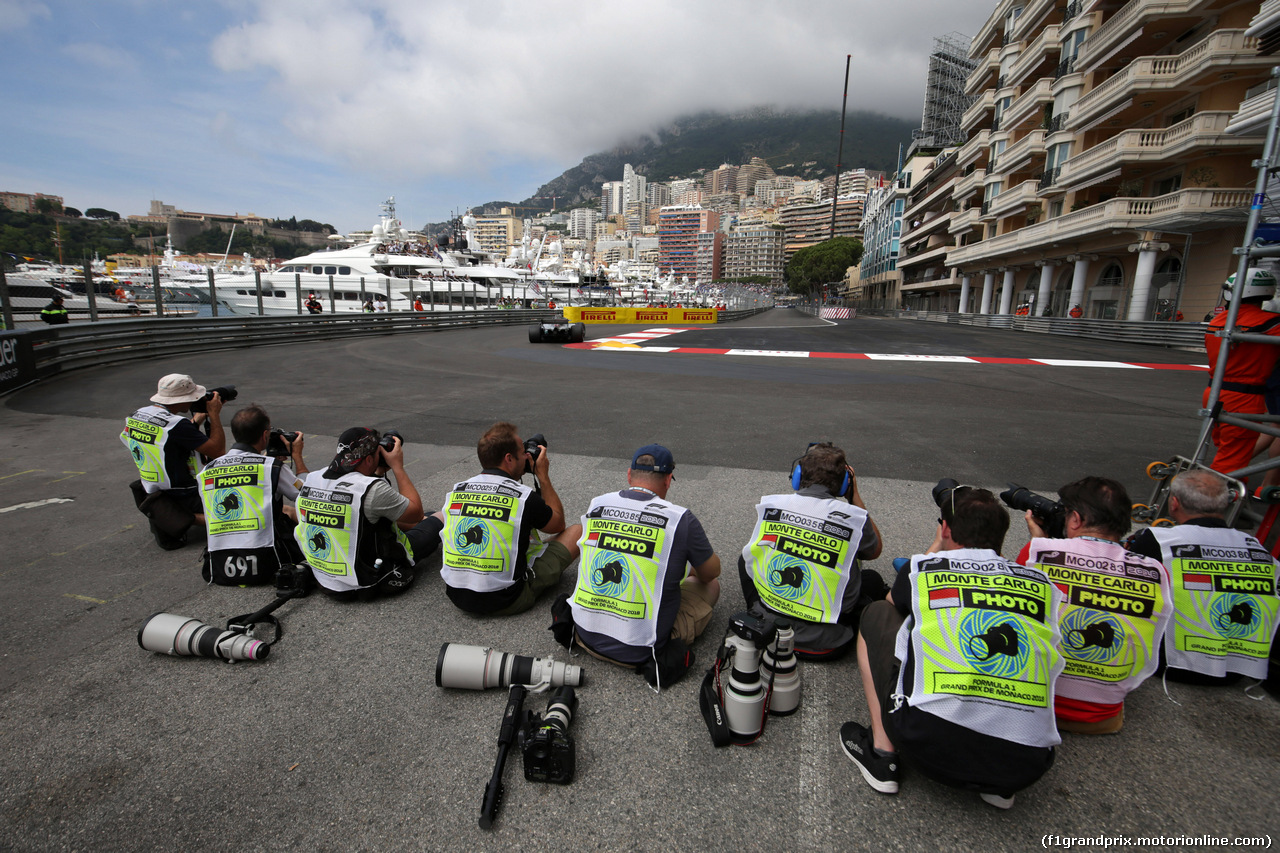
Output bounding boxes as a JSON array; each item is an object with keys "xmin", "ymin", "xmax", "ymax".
[
  {"xmin": 2, "ymin": 305, "xmax": 774, "ymax": 393},
  {"xmin": 898, "ymin": 310, "xmax": 1207, "ymax": 352}
]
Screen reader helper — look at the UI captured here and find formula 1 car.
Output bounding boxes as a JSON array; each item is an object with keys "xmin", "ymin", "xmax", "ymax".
[{"xmin": 529, "ymin": 316, "xmax": 586, "ymax": 343}]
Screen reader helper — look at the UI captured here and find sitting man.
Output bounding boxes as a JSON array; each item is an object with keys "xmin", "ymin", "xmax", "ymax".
[
  {"xmin": 568, "ymin": 444, "xmax": 721, "ymax": 687},
  {"xmin": 842, "ymin": 487, "xmax": 1063, "ymax": 809},
  {"xmin": 294, "ymin": 428, "xmax": 443, "ymax": 599},
  {"xmin": 121, "ymin": 374, "xmax": 226, "ymax": 549},
  {"xmin": 739, "ymin": 442, "xmax": 883, "ymax": 660},
  {"xmin": 199, "ymin": 405, "xmax": 307, "ymax": 586},
  {"xmin": 1127, "ymin": 469, "xmax": 1280, "ymax": 685},
  {"xmin": 441, "ymin": 422, "xmax": 581, "ymax": 616},
  {"xmin": 1018, "ymin": 477, "xmax": 1172, "ymax": 734}
]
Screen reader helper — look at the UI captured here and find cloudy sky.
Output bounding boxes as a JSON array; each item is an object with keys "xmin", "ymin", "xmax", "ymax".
[{"xmin": 1, "ymin": 0, "xmax": 994, "ymax": 234}]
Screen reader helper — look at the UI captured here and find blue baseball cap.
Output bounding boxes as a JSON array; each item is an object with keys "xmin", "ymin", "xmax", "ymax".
[{"xmin": 631, "ymin": 444, "xmax": 675, "ymax": 474}]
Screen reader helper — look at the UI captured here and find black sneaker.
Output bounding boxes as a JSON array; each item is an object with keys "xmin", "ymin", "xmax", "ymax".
[{"xmin": 839, "ymin": 721, "xmax": 899, "ymax": 794}]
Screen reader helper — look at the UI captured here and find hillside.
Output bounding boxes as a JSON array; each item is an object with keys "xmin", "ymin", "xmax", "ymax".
[{"xmin": 450, "ymin": 107, "xmax": 916, "ymax": 224}]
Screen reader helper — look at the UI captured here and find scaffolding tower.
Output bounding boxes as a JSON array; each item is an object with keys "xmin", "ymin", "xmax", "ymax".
[{"xmin": 913, "ymin": 32, "xmax": 977, "ymax": 148}]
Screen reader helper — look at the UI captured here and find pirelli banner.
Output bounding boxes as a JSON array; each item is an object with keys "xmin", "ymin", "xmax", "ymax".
[{"xmin": 562, "ymin": 307, "xmax": 719, "ymax": 324}]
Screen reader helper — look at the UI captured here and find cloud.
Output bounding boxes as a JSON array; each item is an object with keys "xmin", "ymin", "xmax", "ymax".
[
  {"xmin": 60, "ymin": 41, "xmax": 140, "ymax": 73},
  {"xmin": 211, "ymin": 0, "xmax": 992, "ymax": 180},
  {"xmin": 0, "ymin": 0, "xmax": 49, "ymax": 33}
]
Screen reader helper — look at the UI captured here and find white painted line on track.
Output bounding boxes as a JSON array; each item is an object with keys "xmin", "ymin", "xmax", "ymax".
[{"xmin": 0, "ymin": 498, "xmax": 74, "ymax": 514}]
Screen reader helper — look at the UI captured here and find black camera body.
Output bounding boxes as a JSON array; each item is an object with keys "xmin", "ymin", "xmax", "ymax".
[
  {"xmin": 265, "ymin": 429, "xmax": 298, "ymax": 458},
  {"xmin": 190, "ymin": 384, "xmax": 238, "ymax": 414},
  {"xmin": 275, "ymin": 562, "xmax": 314, "ymax": 598},
  {"xmin": 1001, "ymin": 483, "xmax": 1067, "ymax": 538},
  {"xmin": 524, "ymin": 433, "xmax": 547, "ymax": 474},
  {"xmin": 932, "ymin": 477, "xmax": 964, "ymax": 509},
  {"xmin": 379, "ymin": 429, "xmax": 404, "ymax": 452},
  {"xmin": 520, "ymin": 686, "xmax": 577, "ymax": 784},
  {"xmin": 729, "ymin": 611, "xmax": 778, "ymax": 648}
]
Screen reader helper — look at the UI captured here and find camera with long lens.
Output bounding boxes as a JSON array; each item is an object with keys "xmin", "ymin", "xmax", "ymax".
[
  {"xmin": 137, "ymin": 612, "xmax": 269, "ymax": 662},
  {"xmin": 523, "ymin": 433, "xmax": 547, "ymax": 474},
  {"xmin": 265, "ymin": 428, "xmax": 299, "ymax": 458},
  {"xmin": 379, "ymin": 429, "xmax": 404, "ymax": 452},
  {"xmin": 189, "ymin": 384, "xmax": 238, "ymax": 414},
  {"xmin": 436, "ymin": 642, "xmax": 583, "ymax": 691},
  {"xmin": 707, "ymin": 611, "xmax": 804, "ymax": 744},
  {"xmin": 1001, "ymin": 483, "xmax": 1066, "ymax": 538},
  {"xmin": 932, "ymin": 477, "xmax": 965, "ymax": 510},
  {"xmin": 520, "ymin": 686, "xmax": 577, "ymax": 784}
]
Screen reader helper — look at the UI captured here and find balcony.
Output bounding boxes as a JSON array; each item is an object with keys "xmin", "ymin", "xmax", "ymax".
[
  {"xmin": 1072, "ymin": 30, "xmax": 1267, "ymax": 129},
  {"xmin": 949, "ymin": 207, "xmax": 983, "ymax": 235},
  {"xmin": 1057, "ymin": 111, "xmax": 1250, "ymax": 188},
  {"xmin": 953, "ymin": 167, "xmax": 988, "ymax": 201},
  {"xmin": 1008, "ymin": 0, "xmax": 1057, "ymax": 43},
  {"xmin": 967, "ymin": 46, "xmax": 1003, "ymax": 95},
  {"xmin": 1000, "ymin": 78, "xmax": 1054, "ymax": 133},
  {"xmin": 962, "ymin": 90, "xmax": 997, "ymax": 135},
  {"xmin": 947, "ymin": 187, "xmax": 1251, "ymax": 267},
  {"xmin": 1006, "ymin": 24, "xmax": 1061, "ymax": 88},
  {"xmin": 1077, "ymin": 0, "xmax": 1205, "ymax": 72},
  {"xmin": 957, "ymin": 130, "xmax": 992, "ymax": 168},
  {"xmin": 1038, "ymin": 166, "xmax": 1061, "ymax": 191},
  {"xmin": 987, "ymin": 179, "xmax": 1042, "ymax": 218},
  {"xmin": 900, "ymin": 241, "xmax": 954, "ymax": 268},
  {"xmin": 996, "ymin": 129, "xmax": 1048, "ymax": 174},
  {"xmin": 1226, "ymin": 85, "xmax": 1279, "ymax": 136},
  {"xmin": 901, "ymin": 271, "xmax": 961, "ymax": 292},
  {"xmin": 1062, "ymin": 0, "xmax": 1083, "ymax": 23}
]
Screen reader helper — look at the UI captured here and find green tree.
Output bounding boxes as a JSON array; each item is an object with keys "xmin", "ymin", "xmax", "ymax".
[
  {"xmin": 62, "ymin": 207, "xmax": 82, "ymax": 218},
  {"xmin": 34, "ymin": 197, "xmax": 62, "ymax": 215},
  {"xmin": 784, "ymin": 237, "xmax": 863, "ymax": 295},
  {"xmin": 85, "ymin": 208, "xmax": 121, "ymax": 220}
]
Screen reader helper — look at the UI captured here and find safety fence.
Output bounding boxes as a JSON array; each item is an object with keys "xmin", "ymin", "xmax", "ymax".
[
  {"xmin": 0, "ymin": 305, "xmax": 774, "ymax": 395},
  {"xmin": 899, "ymin": 310, "xmax": 1207, "ymax": 352}
]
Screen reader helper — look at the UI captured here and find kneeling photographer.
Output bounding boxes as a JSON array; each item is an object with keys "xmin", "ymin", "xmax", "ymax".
[
  {"xmin": 739, "ymin": 442, "xmax": 884, "ymax": 661},
  {"xmin": 200, "ymin": 405, "xmax": 308, "ymax": 586},
  {"xmin": 1013, "ymin": 476, "xmax": 1172, "ymax": 735},
  {"xmin": 295, "ymin": 428, "xmax": 444, "ymax": 600}
]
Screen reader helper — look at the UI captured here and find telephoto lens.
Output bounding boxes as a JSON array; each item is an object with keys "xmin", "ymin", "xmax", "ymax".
[
  {"xmin": 435, "ymin": 643, "xmax": 583, "ymax": 690},
  {"xmin": 137, "ymin": 612, "xmax": 269, "ymax": 661},
  {"xmin": 762, "ymin": 619, "xmax": 802, "ymax": 716}
]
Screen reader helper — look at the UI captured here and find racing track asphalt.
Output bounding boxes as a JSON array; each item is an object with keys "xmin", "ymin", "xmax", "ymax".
[{"xmin": 0, "ymin": 308, "xmax": 1273, "ymax": 852}]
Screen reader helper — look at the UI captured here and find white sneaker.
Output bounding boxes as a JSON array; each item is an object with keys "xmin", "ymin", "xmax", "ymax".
[{"xmin": 980, "ymin": 792, "xmax": 1015, "ymax": 809}]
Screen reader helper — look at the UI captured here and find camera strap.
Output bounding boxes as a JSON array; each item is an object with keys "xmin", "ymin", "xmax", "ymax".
[
  {"xmin": 226, "ymin": 591, "xmax": 294, "ymax": 647},
  {"xmin": 698, "ymin": 660, "xmax": 732, "ymax": 748}
]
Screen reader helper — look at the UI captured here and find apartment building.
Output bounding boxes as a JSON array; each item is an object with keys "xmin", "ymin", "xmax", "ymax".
[
  {"xmin": 1, "ymin": 191, "xmax": 64, "ymax": 213},
  {"xmin": 569, "ymin": 207, "xmax": 599, "ymax": 240},
  {"xmin": 948, "ymin": 0, "xmax": 1274, "ymax": 320},
  {"xmin": 898, "ymin": 146, "xmax": 965, "ymax": 310},
  {"xmin": 859, "ymin": 169, "xmax": 912, "ymax": 308},
  {"xmin": 725, "ymin": 224, "xmax": 787, "ymax": 284},
  {"xmin": 695, "ymin": 231, "xmax": 724, "ymax": 283},
  {"xmin": 657, "ymin": 205, "xmax": 719, "ymax": 278},
  {"xmin": 778, "ymin": 196, "xmax": 867, "ymax": 260},
  {"xmin": 470, "ymin": 208, "xmax": 523, "ymax": 255}
]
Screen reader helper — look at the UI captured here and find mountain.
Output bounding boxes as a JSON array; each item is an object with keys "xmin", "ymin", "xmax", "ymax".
[{"xmin": 433, "ymin": 108, "xmax": 916, "ymax": 228}]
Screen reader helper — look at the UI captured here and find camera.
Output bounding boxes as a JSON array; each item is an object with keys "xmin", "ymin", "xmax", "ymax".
[
  {"xmin": 189, "ymin": 384, "xmax": 238, "ymax": 414},
  {"xmin": 265, "ymin": 428, "xmax": 299, "ymax": 458},
  {"xmin": 524, "ymin": 433, "xmax": 546, "ymax": 474},
  {"xmin": 1000, "ymin": 483, "xmax": 1067, "ymax": 538},
  {"xmin": 274, "ymin": 562, "xmax": 314, "ymax": 598},
  {"xmin": 436, "ymin": 642, "xmax": 583, "ymax": 691},
  {"xmin": 137, "ymin": 612, "xmax": 269, "ymax": 661},
  {"xmin": 703, "ymin": 612, "xmax": 804, "ymax": 744},
  {"xmin": 520, "ymin": 686, "xmax": 577, "ymax": 784},
  {"xmin": 932, "ymin": 477, "xmax": 965, "ymax": 510},
  {"xmin": 379, "ymin": 429, "xmax": 404, "ymax": 452}
]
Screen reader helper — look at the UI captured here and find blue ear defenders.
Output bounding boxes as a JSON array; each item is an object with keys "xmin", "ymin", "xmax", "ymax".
[{"xmin": 791, "ymin": 443, "xmax": 850, "ymax": 497}]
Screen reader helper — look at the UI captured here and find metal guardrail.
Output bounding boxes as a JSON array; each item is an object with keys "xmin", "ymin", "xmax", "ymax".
[
  {"xmin": 7, "ymin": 305, "xmax": 775, "ymax": 390},
  {"xmin": 896, "ymin": 310, "xmax": 1208, "ymax": 351}
]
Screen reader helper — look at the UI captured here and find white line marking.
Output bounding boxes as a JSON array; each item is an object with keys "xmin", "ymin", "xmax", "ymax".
[
  {"xmin": 724, "ymin": 349, "xmax": 811, "ymax": 358},
  {"xmin": 1032, "ymin": 359, "xmax": 1150, "ymax": 369},
  {"xmin": 864, "ymin": 353, "xmax": 978, "ymax": 363},
  {"xmin": 0, "ymin": 498, "xmax": 74, "ymax": 514}
]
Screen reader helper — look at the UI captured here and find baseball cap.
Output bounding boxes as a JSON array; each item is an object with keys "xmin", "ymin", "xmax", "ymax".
[
  {"xmin": 150, "ymin": 373, "xmax": 206, "ymax": 405},
  {"xmin": 631, "ymin": 444, "xmax": 675, "ymax": 474},
  {"xmin": 326, "ymin": 427, "xmax": 381, "ymax": 476}
]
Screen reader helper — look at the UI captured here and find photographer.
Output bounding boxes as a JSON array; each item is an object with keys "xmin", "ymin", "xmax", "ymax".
[
  {"xmin": 842, "ymin": 487, "xmax": 1063, "ymax": 809},
  {"xmin": 1127, "ymin": 470, "xmax": 1280, "ymax": 686},
  {"xmin": 739, "ymin": 442, "xmax": 884, "ymax": 660},
  {"xmin": 440, "ymin": 422, "xmax": 581, "ymax": 616},
  {"xmin": 1016, "ymin": 476, "xmax": 1172, "ymax": 734},
  {"xmin": 567, "ymin": 444, "xmax": 721, "ymax": 686},
  {"xmin": 199, "ymin": 405, "xmax": 307, "ymax": 586},
  {"xmin": 294, "ymin": 428, "xmax": 444, "ymax": 599},
  {"xmin": 121, "ymin": 373, "xmax": 227, "ymax": 549}
]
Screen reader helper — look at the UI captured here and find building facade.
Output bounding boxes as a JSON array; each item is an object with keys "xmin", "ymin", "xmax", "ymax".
[
  {"xmin": 657, "ymin": 205, "xmax": 719, "ymax": 279},
  {"xmin": 945, "ymin": 0, "xmax": 1273, "ymax": 320},
  {"xmin": 725, "ymin": 224, "xmax": 786, "ymax": 284},
  {"xmin": 778, "ymin": 196, "xmax": 867, "ymax": 260}
]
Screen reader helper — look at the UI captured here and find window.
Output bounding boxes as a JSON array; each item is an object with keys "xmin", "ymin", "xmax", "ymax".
[
  {"xmin": 1050, "ymin": 200, "xmax": 1064, "ymax": 218},
  {"xmin": 324, "ymin": 266, "xmax": 337, "ymax": 275},
  {"xmin": 311, "ymin": 266, "xmax": 322, "ymax": 275},
  {"xmin": 339, "ymin": 267, "xmax": 351, "ymax": 275},
  {"xmin": 1155, "ymin": 174, "xmax": 1182, "ymax": 196}
]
